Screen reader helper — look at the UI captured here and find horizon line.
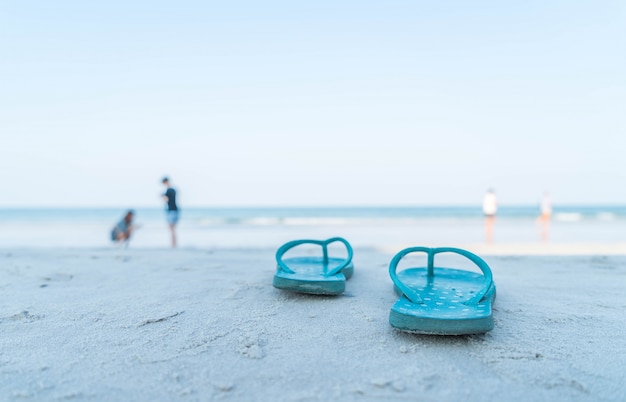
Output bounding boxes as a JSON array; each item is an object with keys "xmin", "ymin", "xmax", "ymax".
[{"xmin": 2, "ymin": 203, "xmax": 626, "ymax": 209}]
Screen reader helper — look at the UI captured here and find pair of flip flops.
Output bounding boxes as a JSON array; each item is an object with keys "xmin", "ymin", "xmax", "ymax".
[{"xmin": 273, "ymin": 237, "xmax": 496, "ymax": 335}]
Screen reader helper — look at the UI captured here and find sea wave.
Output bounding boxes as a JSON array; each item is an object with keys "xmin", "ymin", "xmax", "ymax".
[
  {"xmin": 185, "ymin": 211, "xmax": 626, "ymax": 226},
  {"xmin": 596, "ymin": 212, "xmax": 616, "ymax": 221},
  {"xmin": 2, "ymin": 206, "xmax": 626, "ymax": 227},
  {"xmin": 554, "ymin": 213, "xmax": 583, "ymax": 222},
  {"xmin": 190, "ymin": 217, "xmax": 483, "ymax": 227}
]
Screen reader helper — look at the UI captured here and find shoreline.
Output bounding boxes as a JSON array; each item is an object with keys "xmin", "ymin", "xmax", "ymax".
[
  {"xmin": 379, "ymin": 242, "xmax": 626, "ymax": 256},
  {"xmin": 4, "ymin": 242, "xmax": 626, "ymax": 256}
]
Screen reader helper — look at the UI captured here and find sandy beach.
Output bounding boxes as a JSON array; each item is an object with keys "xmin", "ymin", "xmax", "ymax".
[
  {"xmin": 1, "ymin": 246, "xmax": 624, "ymax": 401},
  {"xmin": 4, "ymin": 0, "xmax": 626, "ymax": 400}
]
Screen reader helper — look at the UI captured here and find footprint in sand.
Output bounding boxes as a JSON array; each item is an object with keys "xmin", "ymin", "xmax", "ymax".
[
  {"xmin": 371, "ymin": 378, "xmax": 406, "ymax": 392},
  {"xmin": 40, "ymin": 273, "xmax": 74, "ymax": 288},
  {"xmin": 227, "ymin": 283, "xmax": 266, "ymax": 300},
  {"xmin": 42, "ymin": 273, "xmax": 74, "ymax": 282},
  {"xmin": 237, "ymin": 334, "xmax": 266, "ymax": 359},
  {"xmin": 3, "ymin": 311, "xmax": 45, "ymax": 323}
]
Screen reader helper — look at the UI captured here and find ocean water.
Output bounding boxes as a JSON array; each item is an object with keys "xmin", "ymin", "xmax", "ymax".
[{"xmin": 1, "ymin": 206, "xmax": 625, "ymax": 248}]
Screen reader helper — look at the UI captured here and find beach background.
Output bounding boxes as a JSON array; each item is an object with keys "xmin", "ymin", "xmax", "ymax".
[
  {"xmin": 2, "ymin": 206, "xmax": 626, "ymax": 401},
  {"xmin": 3, "ymin": 0, "xmax": 626, "ymax": 400},
  {"xmin": 2, "ymin": 205, "xmax": 626, "ymax": 251}
]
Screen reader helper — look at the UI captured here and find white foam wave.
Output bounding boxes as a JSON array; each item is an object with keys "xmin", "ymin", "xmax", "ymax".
[
  {"xmin": 282, "ymin": 218, "xmax": 355, "ymax": 226},
  {"xmin": 191, "ymin": 212, "xmax": 626, "ymax": 227},
  {"xmin": 246, "ymin": 218, "xmax": 283, "ymax": 226},
  {"xmin": 197, "ymin": 218, "xmax": 227, "ymax": 226},
  {"xmin": 195, "ymin": 217, "xmax": 424, "ymax": 226},
  {"xmin": 596, "ymin": 212, "xmax": 616, "ymax": 221},
  {"xmin": 554, "ymin": 213, "xmax": 583, "ymax": 222}
]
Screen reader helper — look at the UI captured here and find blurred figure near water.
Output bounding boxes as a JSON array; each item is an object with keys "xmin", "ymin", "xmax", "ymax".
[
  {"xmin": 482, "ymin": 189, "xmax": 497, "ymax": 243},
  {"xmin": 111, "ymin": 210, "xmax": 135, "ymax": 246},
  {"xmin": 537, "ymin": 192, "xmax": 552, "ymax": 241},
  {"xmin": 162, "ymin": 177, "xmax": 179, "ymax": 248}
]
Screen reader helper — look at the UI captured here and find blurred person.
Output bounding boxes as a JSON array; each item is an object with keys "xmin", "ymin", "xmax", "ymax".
[
  {"xmin": 537, "ymin": 192, "xmax": 552, "ymax": 241},
  {"xmin": 162, "ymin": 177, "xmax": 179, "ymax": 248},
  {"xmin": 111, "ymin": 210, "xmax": 135, "ymax": 246},
  {"xmin": 482, "ymin": 189, "xmax": 497, "ymax": 243}
]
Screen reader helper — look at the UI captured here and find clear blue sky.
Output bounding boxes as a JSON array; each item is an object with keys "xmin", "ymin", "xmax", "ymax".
[{"xmin": 1, "ymin": 1, "xmax": 625, "ymax": 207}]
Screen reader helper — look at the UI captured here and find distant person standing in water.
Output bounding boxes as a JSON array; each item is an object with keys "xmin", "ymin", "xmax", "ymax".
[
  {"xmin": 482, "ymin": 189, "xmax": 497, "ymax": 243},
  {"xmin": 162, "ymin": 177, "xmax": 179, "ymax": 248},
  {"xmin": 537, "ymin": 192, "xmax": 552, "ymax": 241}
]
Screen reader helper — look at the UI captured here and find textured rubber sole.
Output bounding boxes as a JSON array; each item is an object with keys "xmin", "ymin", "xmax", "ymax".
[
  {"xmin": 273, "ymin": 275, "xmax": 345, "ymax": 295},
  {"xmin": 389, "ymin": 309, "xmax": 494, "ymax": 335}
]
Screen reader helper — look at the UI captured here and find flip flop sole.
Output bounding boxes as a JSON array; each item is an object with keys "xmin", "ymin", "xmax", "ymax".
[
  {"xmin": 273, "ymin": 274, "xmax": 346, "ymax": 295},
  {"xmin": 389, "ymin": 309, "xmax": 493, "ymax": 335},
  {"xmin": 390, "ymin": 268, "xmax": 495, "ymax": 335},
  {"xmin": 273, "ymin": 259, "xmax": 352, "ymax": 295}
]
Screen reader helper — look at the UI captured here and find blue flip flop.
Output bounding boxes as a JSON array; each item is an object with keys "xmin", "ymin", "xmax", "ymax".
[
  {"xmin": 388, "ymin": 246, "xmax": 495, "ymax": 335},
  {"xmin": 273, "ymin": 237, "xmax": 354, "ymax": 295}
]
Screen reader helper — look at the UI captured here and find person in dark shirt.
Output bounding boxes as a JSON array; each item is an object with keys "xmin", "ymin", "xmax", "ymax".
[
  {"xmin": 111, "ymin": 210, "xmax": 135, "ymax": 245},
  {"xmin": 162, "ymin": 177, "xmax": 179, "ymax": 248}
]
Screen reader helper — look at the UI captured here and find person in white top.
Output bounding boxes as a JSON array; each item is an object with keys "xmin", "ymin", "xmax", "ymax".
[{"xmin": 482, "ymin": 189, "xmax": 497, "ymax": 243}]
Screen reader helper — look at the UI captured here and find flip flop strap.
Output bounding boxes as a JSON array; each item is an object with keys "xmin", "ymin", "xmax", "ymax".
[
  {"xmin": 276, "ymin": 237, "xmax": 353, "ymax": 276},
  {"xmin": 388, "ymin": 247, "xmax": 493, "ymax": 305}
]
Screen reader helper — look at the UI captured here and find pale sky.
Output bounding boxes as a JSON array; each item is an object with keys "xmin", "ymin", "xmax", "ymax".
[{"xmin": 2, "ymin": 1, "xmax": 625, "ymax": 207}]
